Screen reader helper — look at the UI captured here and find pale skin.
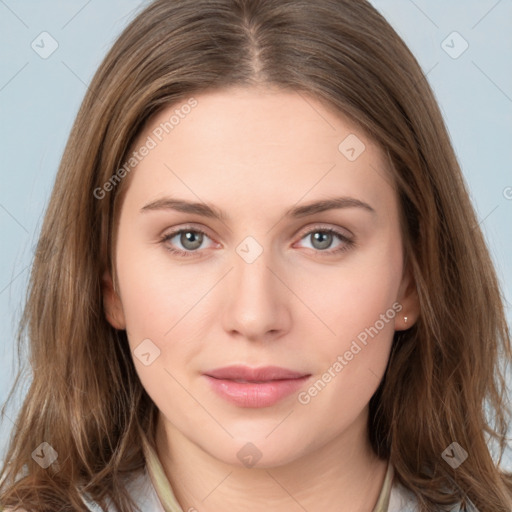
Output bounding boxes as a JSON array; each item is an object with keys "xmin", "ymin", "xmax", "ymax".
[{"xmin": 103, "ymin": 85, "xmax": 420, "ymax": 512}]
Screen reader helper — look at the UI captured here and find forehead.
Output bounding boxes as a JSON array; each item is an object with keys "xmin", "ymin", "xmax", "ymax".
[{"xmin": 121, "ymin": 86, "xmax": 395, "ymax": 218}]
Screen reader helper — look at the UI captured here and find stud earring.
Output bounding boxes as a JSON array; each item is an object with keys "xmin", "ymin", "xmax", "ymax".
[{"xmin": 404, "ymin": 316, "xmax": 408, "ymax": 324}]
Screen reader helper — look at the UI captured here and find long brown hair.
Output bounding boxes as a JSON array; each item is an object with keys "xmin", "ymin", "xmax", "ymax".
[{"xmin": 1, "ymin": 0, "xmax": 511, "ymax": 510}]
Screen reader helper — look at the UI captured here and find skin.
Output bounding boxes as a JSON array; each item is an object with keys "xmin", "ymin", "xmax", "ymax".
[{"xmin": 103, "ymin": 85, "xmax": 419, "ymax": 512}]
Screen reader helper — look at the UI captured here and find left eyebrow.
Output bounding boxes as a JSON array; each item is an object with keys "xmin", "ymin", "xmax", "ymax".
[
  {"xmin": 285, "ymin": 197, "xmax": 376, "ymax": 218},
  {"xmin": 140, "ymin": 195, "xmax": 376, "ymax": 220}
]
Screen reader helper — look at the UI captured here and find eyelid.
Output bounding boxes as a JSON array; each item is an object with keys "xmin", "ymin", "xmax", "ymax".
[
  {"xmin": 294, "ymin": 222, "xmax": 354, "ymax": 240},
  {"xmin": 160, "ymin": 222, "xmax": 355, "ymax": 257},
  {"xmin": 160, "ymin": 223, "xmax": 217, "ymax": 242},
  {"xmin": 160, "ymin": 224, "xmax": 219, "ymax": 252},
  {"xmin": 161, "ymin": 222, "xmax": 353, "ymax": 244}
]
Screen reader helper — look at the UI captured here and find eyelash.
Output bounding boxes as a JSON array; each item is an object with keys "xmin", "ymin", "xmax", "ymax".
[{"xmin": 160, "ymin": 225, "xmax": 355, "ymax": 258}]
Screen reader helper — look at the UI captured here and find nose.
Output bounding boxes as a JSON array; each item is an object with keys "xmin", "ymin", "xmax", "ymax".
[{"xmin": 221, "ymin": 242, "xmax": 292, "ymax": 343}]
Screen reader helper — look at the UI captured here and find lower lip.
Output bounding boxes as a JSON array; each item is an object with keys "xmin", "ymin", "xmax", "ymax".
[{"xmin": 204, "ymin": 375, "xmax": 310, "ymax": 408}]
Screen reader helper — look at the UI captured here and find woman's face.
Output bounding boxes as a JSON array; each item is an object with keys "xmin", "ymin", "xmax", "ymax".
[{"xmin": 104, "ymin": 86, "xmax": 418, "ymax": 467}]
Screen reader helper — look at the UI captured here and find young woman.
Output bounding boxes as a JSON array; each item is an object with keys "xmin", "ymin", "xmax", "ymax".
[{"xmin": 1, "ymin": 0, "xmax": 511, "ymax": 511}]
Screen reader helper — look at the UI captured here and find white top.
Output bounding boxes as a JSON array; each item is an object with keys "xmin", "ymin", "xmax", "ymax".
[
  {"xmin": 80, "ymin": 429, "xmax": 466, "ymax": 511},
  {"xmin": 81, "ymin": 464, "xmax": 466, "ymax": 512}
]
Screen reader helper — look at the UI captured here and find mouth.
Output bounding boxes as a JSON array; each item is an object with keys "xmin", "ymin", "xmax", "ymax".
[
  {"xmin": 204, "ymin": 365, "xmax": 309, "ymax": 381},
  {"xmin": 203, "ymin": 365, "xmax": 311, "ymax": 408}
]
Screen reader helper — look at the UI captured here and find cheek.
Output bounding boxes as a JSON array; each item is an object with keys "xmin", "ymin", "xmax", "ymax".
[
  {"xmin": 295, "ymin": 243, "xmax": 402, "ymax": 344},
  {"xmin": 115, "ymin": 230, "xmax": 197, "ymax": 331},
  {"xmin": 114, "ymin": 232, "xmax": 219, "ymax": 383},
  {"xmin": 295, "ymin": 274, "xmax": 399, "ymax": 425},
  {"xmin": 114, "ymin": 241, "xmax": 205, "ymax": 405},
  {"xmin": 292, "ymin": 237, "xmax": 402, "ymax": 409}
]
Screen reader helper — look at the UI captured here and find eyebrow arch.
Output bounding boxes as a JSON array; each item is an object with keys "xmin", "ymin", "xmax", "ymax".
[{"xmin": 140, "ymin": 196, "xmax": 376, "ymax": 220}]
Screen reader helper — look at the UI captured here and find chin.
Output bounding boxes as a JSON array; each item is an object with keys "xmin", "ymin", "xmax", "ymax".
[{"xmin": 203, "ymin": 433, "xmax": 312, "ymax": 470}]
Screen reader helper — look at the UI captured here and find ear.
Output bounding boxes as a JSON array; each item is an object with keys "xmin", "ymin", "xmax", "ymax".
[
  {"xmin": 101, "ymin": 270, "xmax": 126, "ymax": 330},
  {"xmin": 394, "ymin": 265, "xmax": 420, "ymax": 331}
]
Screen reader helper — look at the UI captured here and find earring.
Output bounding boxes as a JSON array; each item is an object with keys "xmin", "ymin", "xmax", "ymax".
[{"xmin": 404, "ymin": 316, "xmax": 408, "ymax": 324}]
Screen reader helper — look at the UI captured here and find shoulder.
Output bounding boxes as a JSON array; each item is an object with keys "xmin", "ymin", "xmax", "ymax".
[
  {"xmin": 388, "ymin": 479, "xmax": 466, "ymax": 511},
  {"xmin": 388, "ymin": 479, "xmax": 420, "ymax": 511},
  {"xmin": 81, "ymin": 467, "xmax": 165, "ymax": 512}
]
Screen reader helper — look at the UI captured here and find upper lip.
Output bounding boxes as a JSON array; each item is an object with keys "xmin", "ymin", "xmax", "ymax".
[{"xmin": 205, "ymin": 365, "xmax": 309, "ymax": 381}]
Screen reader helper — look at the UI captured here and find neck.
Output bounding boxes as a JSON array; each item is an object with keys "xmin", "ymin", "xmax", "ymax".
[{"xmin": 154, "ymin": 408, "xmax": 388, "ymax": 512}]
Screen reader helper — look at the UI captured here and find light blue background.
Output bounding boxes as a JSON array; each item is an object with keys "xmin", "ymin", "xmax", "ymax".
[{"xmin": 1, "ymin": 0, "xmax": 511, "ymax": 468}]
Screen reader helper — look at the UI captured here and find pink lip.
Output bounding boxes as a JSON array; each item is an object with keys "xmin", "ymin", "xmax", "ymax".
[{"xmin": 203, "ymin": 365, "xmax": 311, "ymax": 408}]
